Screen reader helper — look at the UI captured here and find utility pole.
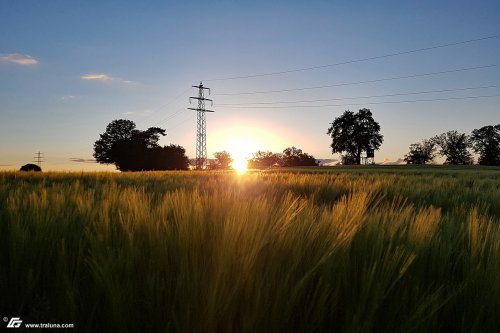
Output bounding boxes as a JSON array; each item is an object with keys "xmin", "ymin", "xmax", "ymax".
[
  {"xmin": 188, "ymin": 82, "xmax": 214, "ymax": 170},
  {"xmin": 33, "ymin": 151, "xmax": 44, "ymax": 168}
]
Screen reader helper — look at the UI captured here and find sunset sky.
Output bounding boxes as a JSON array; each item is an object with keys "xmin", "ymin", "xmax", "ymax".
[{"xmin": 1, "ymin": 0, "xmax": 500, "ymax": 170}]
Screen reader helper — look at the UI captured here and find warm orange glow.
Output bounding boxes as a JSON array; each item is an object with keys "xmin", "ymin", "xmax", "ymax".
[
  {"xmin": 231, "ymin": 157, "xmax": 248, "ymax": 174},
  {"xmin": 225, "ymin": 137, "xmax": 256, "ymax": 174},
  {"xmin": 210, "ymin": 123, "xmax": 288, "ymax": 173}
]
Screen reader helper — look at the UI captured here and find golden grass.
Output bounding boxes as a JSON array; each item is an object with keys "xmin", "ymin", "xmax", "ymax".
[{"xmin": 0, "ymin": 169, "xmax": 499, "ymax": 332}]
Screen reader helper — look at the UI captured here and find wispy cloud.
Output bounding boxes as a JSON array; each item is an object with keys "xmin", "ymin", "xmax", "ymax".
[
  {"xmin": 380, "ymin": 158, "xmax": 405, "ymax": 165},
  {"xmin": 69, "ymin": 158, "xmax": 97, "ymax": 163},
  {"xmin": 0, "ymin": 53, "xmax": 38, "ymax": 65},
  {"xmin": 81, "ymin": 73, "xmax": 110, "ymax": 81},
  {"xmin": 60, "ymin": 95, "xmax": 78, "ymax": 101},
  {"xmin": 80, "ymin": 73, "xmax": 134, "ymax": 84},
  {"xmin": 122, "ymin": 109, "xmax": 153, "ymax": 116},
  {"xmin": 317, "ymin": 159, "xmax": 339, "ymax": 166}
]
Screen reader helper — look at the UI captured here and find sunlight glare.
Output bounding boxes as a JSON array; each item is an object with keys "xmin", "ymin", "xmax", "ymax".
[
  {"xmin": 225, "ymin": 138, "xmax": 256, "ymax": 174},
  {"xmin": 231, "ymin": 157, "xmax": 248, "ymax": 174}
]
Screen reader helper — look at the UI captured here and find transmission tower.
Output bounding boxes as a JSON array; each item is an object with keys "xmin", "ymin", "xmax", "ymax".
[
  {"xmin": 33, "ymin": 151, "xmax": 44, "ymax": 168},
  {"xmin": 188, "ymin": 82, "xmax": 214, "ymax": 170}
]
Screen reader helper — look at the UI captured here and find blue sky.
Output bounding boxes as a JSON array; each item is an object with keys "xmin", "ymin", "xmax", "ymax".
[{"xmin": 1, "ymin": 0, "xmax": 499, "ymax": 170}]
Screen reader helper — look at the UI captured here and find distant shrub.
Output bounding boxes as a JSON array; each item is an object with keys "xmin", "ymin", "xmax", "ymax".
[{"xmin": 20, "ymin": 163, "xmax": 42, "ymax": 172}]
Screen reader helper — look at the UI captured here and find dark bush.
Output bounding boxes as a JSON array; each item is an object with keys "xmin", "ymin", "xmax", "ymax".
[{"xmin": 20, "ymin": 164, "xmax": 42, "ymax": 172}]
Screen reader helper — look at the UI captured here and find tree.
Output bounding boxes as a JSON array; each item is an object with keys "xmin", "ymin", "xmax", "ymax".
[
  {"xmin": 470, "ymin": 124, "xmax": 500, "ymax": 165},
  {"xmin": 94, "ymin": 119, "xmax": 139, "ymax": 164},
  {"xmin": 280, "ymin": 147, "xmax": 317, "ymax": 167},
  {"xmin": 248, "ymin": 151, "xmax": 281, "ymax": 169},
  {"xmin": 404, "ymin": 139, "xmax": 437, "ymax": 165},
  {"xmin": 213, "ymin": 151, "xmax": 233, "ymax": 169},
  {"xmin": 327, "ymin": 108, "xmax": 383, "ymax": 165},
  {"xmin": 340, "ymin": 154, "xmax": 358, "ymax": 165},
  {"xmin": 93, "ymin": 119, "xmax": 189, "ymax": 171},
  {"xmin": 432, "ymin": 131, "xmax": 473, "ymax": 165},
  {"xmin": 20, "ymin": 164, "xmax": 42, "ymax": 172},
  {"xmin": 149, "ymin": 145, "xmax": 190, "ymax": 170}
]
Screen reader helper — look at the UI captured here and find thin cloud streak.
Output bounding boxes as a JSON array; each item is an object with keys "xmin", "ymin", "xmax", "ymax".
[
  {"xmin": 122, "ymin": 109, "xmax": 153, "ymax": 116},
  {"xmin": 60, "ymin": 95, "xmax": 78, "ymax": 101},
  {"xmin": 0, "ymin": 53, "xmax": 38, "ymax": 65},
  {"xmin": 69, "ymin": 158, "xmax": 97, "ymax": 163},
  {"xmin": 80, "ymin": 73, "xmax": 135, "ymax": 84},
  {"xmin": 81, "ymin": 73, "xmax": 110, "ymax": 81}
]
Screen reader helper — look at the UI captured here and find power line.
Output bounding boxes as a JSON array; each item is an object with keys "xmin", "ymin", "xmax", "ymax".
[
  {"xmin": 136, "ymin": 87, "xmax": 191, "ymax": 126},
  {"xmin": 215, "ymin": 93, "xmax": 500, "ymax": 109},
  {"xmin": 215, "ymin": 84, "xmax": 500, "ymax": 106},
  {"xmin": 215, "ymin": 64, "xmax": 500, "ymax": 96},
  {"xmin": 164, "ymin": 113, "xmax": 195, "ymax": 132},
  {"xmin": 155, "ymin": 105, "xmax": 189, "ymax": 127},
  {"xmin": 205, "ymin": 34, "xmax": 500, "ymax": 81}
]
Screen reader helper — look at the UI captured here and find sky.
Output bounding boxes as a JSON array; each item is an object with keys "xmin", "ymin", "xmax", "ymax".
[{"xmin": 1, "ymin": 0, "xmax": 500, "ymax": 170}]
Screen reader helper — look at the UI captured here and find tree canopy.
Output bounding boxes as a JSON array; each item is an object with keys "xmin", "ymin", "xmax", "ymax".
[
  {"xmin": 93, "ymin": 119, "xmax": 189, "ymax": 171},
  {"xmin": 248, "ymin": 147, "xmax": 317, "ymax": 169},
  {"xmin": 248, "ymin": 151, "xmax": 281, "ymax": 169},
  {"xmin": 432, "ymin": 131, "xmax": 473, "ymax": 165},
  {"xmin": 404, "ymin": 139, "xmax": 436, "ymax": 165},
  {"xmin": 470, "ymin": 125, "xmax": 500, "ymax": 166},
  {"xmin": 20, "ymin": 163, "xmax": 42, "ymax": 172},
  {"xmin": 327, "ymin": 109, "xmax": 383, "ymax": 165},
  {"xmin": 212, "ymin": 151, "xmax": 233, "ymax": 169},
  {"xmin": 280, "ymin": 147, "xmax": 317, "ymax": 167}
]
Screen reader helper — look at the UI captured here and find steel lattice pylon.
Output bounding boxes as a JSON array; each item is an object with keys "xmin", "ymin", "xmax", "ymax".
[{"xmin": 188, "ymin": 82, "xmax": 214, "ymax": 169}]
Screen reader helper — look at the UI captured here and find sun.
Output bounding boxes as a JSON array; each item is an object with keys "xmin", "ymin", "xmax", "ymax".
[
  {"xmin": 210, "ymin": 122, "xmax": 288, "ymax": 174},
  {"xmin": 231, "ymin": 156, "xmax": 248, "ymax": 174},
  {"xmin": 224, "ymin": 138, "xmax": 257, "ymax": 174}
]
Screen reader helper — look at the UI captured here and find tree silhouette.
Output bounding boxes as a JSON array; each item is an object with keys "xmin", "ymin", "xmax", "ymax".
[
  {"xmin": 404, "ymin": 139, "xmax": 436, "ymax": 165},
  {"xmin": 470, "ymin": 124, "xmax": 500, "ymax": 165},
  {"xmin": 327, "ymin": 109, "xmax": 383, "ymax": 165},
  {"xmin": 94, "ymin": 119, "xmax": 189, "ymax": 171},
  {"xmin": 20, "ymin": 163, "xmax": 42, "ymax": 172},
  {"xmin": 432, "ymin": 131, "xmax": 473, "ymax": 165},
  {"xmin": 280, "ymin": 147, "xmax": 317, "ymax": 167},
  {"xmin": 94, "ymin": 119, "xmax": 138, "ymax": 164},
  {"xmin": 248, "ymin": 151, "xmax": 281, "ymax": 169},
  {"xmin": 213, "ymin": 151, "xmax": 233, "ymax": 169}
]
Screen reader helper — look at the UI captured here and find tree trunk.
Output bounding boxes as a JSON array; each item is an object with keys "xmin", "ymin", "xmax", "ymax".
[{"xmin": 356, "ymin": 148, "xmax": 362, "ymax": 165}]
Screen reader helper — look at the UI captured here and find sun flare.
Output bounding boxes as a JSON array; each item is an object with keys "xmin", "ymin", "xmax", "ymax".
[
  {"xmin": 211, "ymin": 123, "xmax": 288, "ymax": 174},
  {"xmin": 231, "ymin": 157, "xmax": 248, "ymax": 174},
  {"xmin": 224, "ymin": 138, "xmax": 257, "ymax": 174}
]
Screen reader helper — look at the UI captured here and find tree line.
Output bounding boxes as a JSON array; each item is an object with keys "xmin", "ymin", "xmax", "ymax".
[
  {"xmin": 93, "ymin": 120, "xmax": 318, "ymax": 171},
  {"xmin": 209, "ymin": 147, "xmax": 318, "ymax": 170},
  {"xmin": 326, "ymin": 108, "xmax": 500, "ymax": 166},
  {"xmin": 404, "ymin": 126, "xmax": 500, "ymax": 165},
  {"xmin": 94, "ymin": 119, "xmax": 189, "ymax": 171},
  {"xmin": 94, "ymin": 112, "xmax": 500, "ymax": 171}
]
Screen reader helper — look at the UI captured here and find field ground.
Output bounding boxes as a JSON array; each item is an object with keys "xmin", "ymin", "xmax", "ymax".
[{"xmin": 1, "ymin": 166, "xmax": 499, "ymax": 332}]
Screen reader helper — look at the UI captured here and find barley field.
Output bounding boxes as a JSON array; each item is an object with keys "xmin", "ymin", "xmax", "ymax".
[{"xmin": 1, "ymin": 167, "xmax": 499, "ymax": 332}]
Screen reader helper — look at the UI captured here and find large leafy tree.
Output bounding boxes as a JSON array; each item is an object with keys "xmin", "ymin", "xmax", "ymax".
[
  {"xmin": 93, "ymin": 119, "xmax": 189, "ymax": 171},
  {"xmin": 327, "ymin": 109, "xmax": 383, "ymax": 165},
  {"xmin": 404, "ymin": 139, "xmax": 437, "ymax": 165},
  {"xmin": 432, "ymin": 130, "xmax": 473, "ymax": 165},
  {"xmin": 470, "ymin": 124, "xmax": 500, "ymax": 165},
  {"xmin": 248, "ymin": 151, "xmax": 281, "ymax": 169},
  {"xmin": 280, "ymin": 147, "xmax": 317, "ymax": 167},
  {"xmin": 94, "ymin": 119, "xmax": 138, "ymax": 164},
  {"xmin": 213, "ymin": 151, "xmax": 233, "ymax": 169}
]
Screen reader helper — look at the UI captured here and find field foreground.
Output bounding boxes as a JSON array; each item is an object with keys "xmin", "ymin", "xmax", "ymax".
[{"xmin": 1, "ymin": 167, "xmax": 499, "ymax": 332}]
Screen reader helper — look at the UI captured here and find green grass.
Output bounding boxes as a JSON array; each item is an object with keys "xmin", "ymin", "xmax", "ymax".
[{"xmin": 1, "ymin": 167, "xmax": 499, "ymax": 332}]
